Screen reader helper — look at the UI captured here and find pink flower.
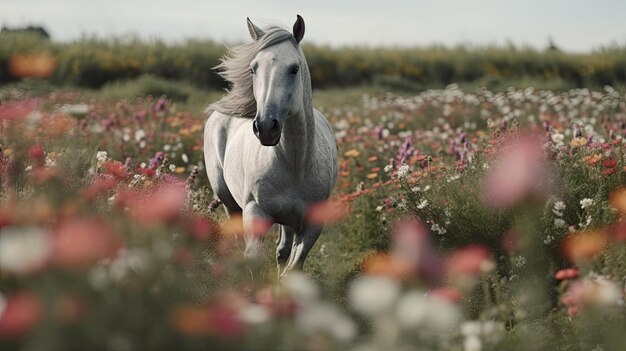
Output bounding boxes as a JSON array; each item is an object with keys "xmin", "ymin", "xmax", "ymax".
[
  {"xmin": 555, "ymin": 268, "xmax": 580, "ymax": 280},
  {"xmin": 482, "ymin": 134, "xmax": 548, "ymax": 208},
  {"xmin": 445, "ymin": 245, "xmax": 492, "ymax": 278},
  {"xmin": 305, "ymin": 199, "xmax": 349, "ymax": 226},
  {"xmin": 125, "ymin": 181, "xmax": 187, "ymax": 225},
  {"xmin": 392, "ymin": 219, "xmax": 443, "ymax": 283},
  {"xmin": 52, "ymin": 217, "xmax": 121, "ymax": 268}
]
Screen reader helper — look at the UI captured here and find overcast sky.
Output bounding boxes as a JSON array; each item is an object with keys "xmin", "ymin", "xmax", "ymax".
[{"xmin": 2, "ymin": 0, "xmax": 625, "ymax": 52}]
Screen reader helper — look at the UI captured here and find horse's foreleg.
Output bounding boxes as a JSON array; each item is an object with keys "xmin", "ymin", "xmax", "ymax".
[
  {"xmin": 276, "ymin": 225, "xmax": 295, "ymax": 276},
  {"xmin": 242, "ymin": 203, "xmax": 272, "ymax": 284},
  {"xmin": 280, "ymin": 226, "xmax": 322, "ymax": 277}
]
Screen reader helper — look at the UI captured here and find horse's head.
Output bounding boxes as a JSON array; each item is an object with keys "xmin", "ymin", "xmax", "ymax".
[{"xmin": 247, "ymin": 15, "xmax": 306, "ymax": 146}]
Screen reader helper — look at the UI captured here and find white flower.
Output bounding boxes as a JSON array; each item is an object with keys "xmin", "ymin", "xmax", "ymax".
[
  {"xmin": 580, "ymin": 198, "xmax": 594, "ymax": 210},
  {"xmin": 551, "ymin": 133, "xmax": 564, "ymax": 145},
  {"xmin": 552, "ymin": 201, "xmax": 566, "ymax": 216},
  {"xmin": 464, "ymin": 335, "xmax": 482, "ymax": 351},
  {"xmin": 282, "ymin": 271, "xmax": 319, "ymax": 303},
  {"xmin": 396, "ymin": 291, "xmax": 460, "ymax": 333},
  {"xmin": 384, "ymin": 164, "xmax": 393, "ymax": 173},
  {"xmin": 460, "ymin": 321, "xmax": 482, "ymax": 336},
  {"xmin": 376, "ymin": 205, "xmax": 383, "ymax": 212},
  {"xmin": 416, "ymin": 199, "xmax": 428, "ymax": 209},
  {"xmin": 238, "ymin": 303, "xmax": 270, "ymax": 325},
  {"xmin": 0, "ymin": 226, "xmax": 51, "ymax": 274},
  {"xmin": 423, "ymin": 185, "xmax": 431, "ymax": 192},
  {"xmin": 134, "ymin": 129, "xmax": 146, "ymax": 142},
  {"xmin": 96, "ymin": 151, "xmax": 108, "ymax": 165},
  {"xmin": 297, "ymin": 302, "xmax": 356, "ymax": 342},
  {"xmin": 431, "ymin": 223, "xmax": 447, "ymax": 235},
  {"xmin": 513, "ymin": 255, "xmax": 526, "ymax": 268},
  {"xmin": 544, "ymin": 235, "xmax": 555, "ymax": 244},
  {"xmin": 411, "ymin": 186, "xmax": 421, "ymax": 193},
  {"xmin": 25, "ymin": 165, "xmax": 33, "ymax": 172},
  {"xmin": 396, "ymin": 164, "xmax": 410, "ymax": 179},
  {"xmin": 554, "ymin": 218, "xmax": 566, "ymax": 228},
  {"xmin": 182, "ymin": 153, "xmax": 189, "ymax": 164},
  {"xmin": 349, "ymin": 276, "xmax": 400, "ymax": 316},
  {"xmin": 169, "ymin": 164, "xmax": 176, "ymax": 172}
]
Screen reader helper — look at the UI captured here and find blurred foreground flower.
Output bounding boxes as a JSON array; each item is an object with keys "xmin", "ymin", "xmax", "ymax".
[
  {"xmin": 52, "ymin": 217, "xmax": 121, "ymax": 269},
  {"xmin": 0, "ymin": 292, "xmax": 41, "ymax": 337},
  {"xmin": 123, "ymin": 181, "xmax": 186, "ymax": 225},
  {"xmin": 305, "ymin": 199, "xmax": 349, "ymax": 226},
  {"xmin": 561, "ymin": 230, "xmax": 609, "ymax": 262},
  {"xmin": 395, "ymin": 290, "xmax": 460, "ymax": 333},
  {"xmin": 349, "ymin": 276, "xmax": 400, "ymax": 316},
  {"xmin": 560, "ymin": 276, "xmax": 622, "ymax": 316},
  {"xmin": 609, "ymin": 187, "xmax": 626, "ymax": 215},
  {"xmin": 0, "ymin": 226, "xmax": 51, "ymax": 274},
  {"xmin": 482, "ymin": 134, "xmax": 549, "ymax": 208}
]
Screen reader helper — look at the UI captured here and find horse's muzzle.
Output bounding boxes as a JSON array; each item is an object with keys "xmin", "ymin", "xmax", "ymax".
[{"xmin": 253, "ymin": 118, "xmax": 281, "ymax": 146}]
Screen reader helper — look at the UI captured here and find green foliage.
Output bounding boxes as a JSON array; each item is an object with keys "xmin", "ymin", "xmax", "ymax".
[{"xmin": 2, "ymin": 32, "xmax": 626, "ymax": 90}]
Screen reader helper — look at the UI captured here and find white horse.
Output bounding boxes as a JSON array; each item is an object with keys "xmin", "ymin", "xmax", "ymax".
[{"xmin": 204, "ymin": 15, "xmax": 338, "ymax": 277}]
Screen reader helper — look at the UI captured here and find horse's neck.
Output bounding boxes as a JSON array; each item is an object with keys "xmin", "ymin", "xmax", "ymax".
[{"xmin": 278, "ymin": 108, "xmax": 315, "ymax": 177}]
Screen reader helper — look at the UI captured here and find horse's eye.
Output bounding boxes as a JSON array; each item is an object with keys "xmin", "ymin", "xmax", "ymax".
[{"xmin": 290, "ymin": 65, "xmax": 300, "ymax": 75}]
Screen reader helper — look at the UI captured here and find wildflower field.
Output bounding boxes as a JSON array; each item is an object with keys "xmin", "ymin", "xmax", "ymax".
[{"xmin": 2, "ymin": 82, "xmax": 626, "ymax": 351}]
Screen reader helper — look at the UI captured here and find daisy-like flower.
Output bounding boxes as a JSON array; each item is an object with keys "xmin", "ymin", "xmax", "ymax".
[
  {"xmin": 416, "ymin": 199, "xmax": 428, "ymax": 209},
  {"xmin": 552, "ymin": 201, "xmax": 566, "ymax": 216},
  {"xmin": 396, "ymin": 164, "xmax": 410, "ymax": 179},
  {"xmin": 384, "ymin": 164, "xmax": 393, "ymax": 173},
  {"xmin": 513, "ymin": 255, "xmax": 526, "ymax": 268},
  {"xmin": 580, "ymin": 198, "xmax": 594, "ymax": 210},
  {"xmin": 554, "ymin": 218, "xmax": 566, "ymax": 228}
]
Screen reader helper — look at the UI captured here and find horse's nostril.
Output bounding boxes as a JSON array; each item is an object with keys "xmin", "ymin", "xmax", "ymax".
[
  {"xmin": 270, "ymin": 119, "xmax": 280, "ymax": 132},
  {"xmin": 253, "ymin": 120, "xmax": 260, "ymax": 135}
]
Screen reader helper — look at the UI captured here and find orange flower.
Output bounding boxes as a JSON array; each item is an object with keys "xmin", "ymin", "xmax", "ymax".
[
  {"xmin": 609, "ymin": 188, "xmax": 626, "ymax": 214},
  {"xmin": 366, "ymin": 173, "xmax": 378, "ymax": 179},
  {"xmin": 583, "ymin": 154, "xmax": 601, "ymax": 165},
  {"xmin": 570, "ymin": 137, "xmax": 587, "ymax": 147},
  {"xmin": 344, "ymin": 149, "xmax": 360, "ymax": 158},
  {"xmin": 169, "ymin": 305, "xmax": 213, "ymax": 336},
  {"xmin": 562, "ymin": 230, "xmax": 609, "ymax": 262},
  {"xmin": 361, "ymin": 253, "xmax": 410, "ymax": 280}
]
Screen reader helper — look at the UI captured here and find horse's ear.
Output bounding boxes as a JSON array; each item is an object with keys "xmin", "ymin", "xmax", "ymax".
[
  {"xmin": 247, "ymin": 17, "xmax": 264, "ymax": 41},
  {"xmin": 292, "ymin": 14, "xmax": 305, "ymax": 44}
]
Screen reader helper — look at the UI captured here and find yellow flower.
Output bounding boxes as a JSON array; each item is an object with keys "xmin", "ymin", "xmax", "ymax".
[
  {"xmin": 344, "ymin": 149, "xmax": 360, "ymax": 158},
  {"xmin": 570, "ymin": 137, "xmax": 587, "ymax": 147}
]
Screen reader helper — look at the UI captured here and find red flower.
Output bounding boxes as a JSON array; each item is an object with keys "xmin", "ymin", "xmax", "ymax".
[
  {"xmin": 0, "ymin": 292, "xmax": 42, "ymax": 337},
  {"xmin": 602, "ymin": 158, "xmax": 618, "ymax": 168},
  {"xmin": 102, "ymin": 160, "xmax": 128, "ymax": 179},
  {"xmin": 28, "ymin": 144, "xmax": 45, "ymax": 159}
]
